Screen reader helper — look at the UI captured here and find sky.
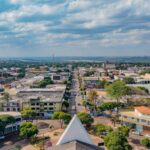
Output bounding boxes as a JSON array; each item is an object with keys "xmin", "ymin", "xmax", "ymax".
[{"xmin": 0, "ymin": 0, "xmax": 150, "ymax": 57}]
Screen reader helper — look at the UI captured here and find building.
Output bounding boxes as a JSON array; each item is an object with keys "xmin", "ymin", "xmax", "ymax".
[
  {"xmin": 51, "ymin": 115, "xmax": 102, "ymax": 150},
  {"xmin": 0, "ymin": 112, "xmax": 22, "ymax": 138},
  {"xmin": 120, "ymin": 106, "xmax": 150, "ymax": 134},
  {"xmin": 22, "ymin": 96, "xmax": 63, "ymax": 118},
  {"xmin": 1, "ymin": 100, "xmax": 20, "ymax": 112},
  {"xmin": 82, "ymin": 77, "xmax": 100, "ymax": 88},
  {"xmin": 17, "ymin": 84, "xmax": 66, "ymax": 97},
  {"xmin": 49, "ymin": 72, "xmax": 70, "ymax": 83}
]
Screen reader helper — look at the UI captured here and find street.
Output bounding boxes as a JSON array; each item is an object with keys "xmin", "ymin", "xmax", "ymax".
[{"xmin": 69, "ymin": 70, "xmax": 83, "ymax": 115}]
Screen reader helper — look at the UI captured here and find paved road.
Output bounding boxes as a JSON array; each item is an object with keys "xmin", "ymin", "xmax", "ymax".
[{"xmin": 69, "ymin": 70, "xmax": 83, "ymax": 115}]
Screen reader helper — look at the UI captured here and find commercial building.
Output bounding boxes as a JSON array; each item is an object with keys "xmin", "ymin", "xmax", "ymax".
[
  {"xmin": 0, "ymin": 112, "xmax": 22, "ymax": 138},
  {"xmin": 0, "ymin": 100, "xmax": 20, "ymax": 112},
  {"xmin": 120, "ymin": 106, "xmax": 150, "ymax": 135},
  {"xmin": 20, "ymin": 85, "xmax": 66, "ymax": 118}
]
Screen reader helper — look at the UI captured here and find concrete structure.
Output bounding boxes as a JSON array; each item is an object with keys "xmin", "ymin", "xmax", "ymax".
[
  {"xmin": 51, "ymin": 115, "xmax": 102, "ymax": 150},
  {"xmin": 0, "ymin": 112, "xmax": 22, "ymax": 138},
  {"xmin": 1, "ymin": 100, "xmax": 20, "ymax": 112},
  {"xmin": 120, "ymin": 106, "xmax": 150, "ymax": 134},
  {"xmin": 22, "ymin": 96, "xmax": 63, "ymax": 118},
  {"xmin": 17, "ymin": 84, "xmax": 66, "ymax": 97},
  {"xmin": 82, "ymin": 77, "xmax": 100, "ymax": 88}
]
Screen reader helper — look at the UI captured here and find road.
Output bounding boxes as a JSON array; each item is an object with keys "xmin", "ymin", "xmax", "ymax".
[{"xmin": 69, "ymin": 70, "xmax": 83, "ymax": 115}]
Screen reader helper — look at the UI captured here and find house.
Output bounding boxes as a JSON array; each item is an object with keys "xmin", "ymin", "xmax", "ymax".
[
  {"xmin": 120, "ymin": 106, "xmax": 150, "ymax": 134},
  {"xmin": 51, "ymin": 115, "xmax": 102, "ymax": 150},
  {"xmin": 0, "ymin": 112, "xmax": 22, "ymax": 138}
]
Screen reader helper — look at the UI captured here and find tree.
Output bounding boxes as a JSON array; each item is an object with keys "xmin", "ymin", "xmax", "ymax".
[
  {"xmin": 39, "ymin": 77, "xmax": 53, "ymax": 88},
  {"xmin": 2, "ymin": 92, "xmax": 11, "ymax": 101},
  {"xmin": 111, "ymin": 117, "xmax": 120, "ymax": 127},
  {"xmin": 104, "ymin": 131, "xmax": 132, "ymax": 150},
  {"xmin": 88, "ymin": 90, "xmax": 98, "ymax": 113},
  {"xmin": 82, "ymin": 100, "xmax": 88, "ymax": 109},
  {"xmin": 96, "ymin": 80, "xmax": 108, "ymax": 89},
  {"xmin": 106, "ymin": 80, "xmax": 130, "ymax": 113},
  {"xmin": 123, "ymin": 77, "xmax": 135, "ymax": 84},
  {"xmin": 137, "ymin": 86, "xmax": 149, "ymax": 94},
  {"xmin": 62, "ymin": 101, "xmax": 69, "ymax": 109},
  {"xmin": 77, "ymin": 112, "xmax": 94, "ymax": 127},
  {"xmin": 94, "ymin": 124, "xmax": 113, "ymax": 135},
  {"xmin": 21, "ymin": 108, "xmax": 36, "ymax": 121},
  {"xmin": 140, "ymin": 137, "xmax": 150, "ymax": 148},
  {"xmin": 59, "ymin": 112, "xmax": 71, "ymax": 125},
  {"xmin": 52, "ymin": 112, "xmax": 71, "ymax": 127},
  {"xmin": 99, "ymin": 102, "xmax": 118, "ymax": 112},
  {"xmin": 0, "ymin": 115, "xmax": 15, "ymax": 136},
  {"xmin": 118, "ymin": 126, "xmax": 131, "ymax": 137},
  {"xmin": 19, "ymin": 122, "xmax": 38, "ymax": 139}
]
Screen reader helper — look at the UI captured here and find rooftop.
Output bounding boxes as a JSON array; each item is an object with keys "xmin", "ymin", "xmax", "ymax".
[
  {"xmin": 0, "ymin": 111, "xmax": 21, "ymax": 117},
  {"xmin": 135, "ymin": 106, "xmax": 150, "ymax": 115},
  {"xmin": 51, "ymin": 140, "xmax": 102, "ymax": 150},
  {"xmin": 120, "ymin": 111, "xmax": 150, "ymax": 120}
]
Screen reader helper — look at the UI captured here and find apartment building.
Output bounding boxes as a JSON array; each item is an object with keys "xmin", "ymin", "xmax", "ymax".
[
  {"xmin": 22, "ymin": 96, "xmax": 63, "ymax": 118},
  {"xmin": 120, "ymin": 106, "xmax": 150, "ymax": 134},
  {"xmin": 0, "ymin": 100, "xmax": 20, "ymax": 112}
]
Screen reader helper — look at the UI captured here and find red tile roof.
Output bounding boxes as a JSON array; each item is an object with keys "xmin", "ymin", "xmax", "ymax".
[{"xmin": 135, "ymin": 106, "xmax": 150, "ymax": 115}]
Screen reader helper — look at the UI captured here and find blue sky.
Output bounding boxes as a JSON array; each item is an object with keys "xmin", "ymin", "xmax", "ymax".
[{"xmin": 0, "ymin": 0, "xmax": 150, "ymax": 57}]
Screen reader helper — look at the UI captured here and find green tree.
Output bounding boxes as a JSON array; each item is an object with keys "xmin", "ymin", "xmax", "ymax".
[
  {"xmin": 94, "ymin": 124, "xmax": 113, "ymax": 135},
  {"xmin": 0, "ymin": 115, "xmax": 15, "ymax": 135},
  {"xmin": 118, "ymin": 126, "xmax": 131, "ymax": 137},
  {"xmin": 77, "ymin": 112, "xmax": 94, "ymax": 127},
  {"xmin": 39, "ymin": 77, "xmax": 54, "ymax": 88},
  {"xmin": 2, "ymin": 92, "xmax": 11, "ymax": 101},
  {"xmin": 19, "ymin": 122, "xmax": 38, "ymax": 139},
  {"xmin": 123, "ymin": 77, "xmax": 135, "ymax": 84},
  {"xmin": 104, "ymin": 131, "xmax": 132, "ymax": 150},
  {"xmin": 52, "ymin": 112, "xmax": 71, "ymax": 127},
  {"xmin": 99, "ymin": 102, "xmax": 118, "ymax": 112},
  {"xmin": 106, "ymin": 80, "xmax": 130, "ymax": 113},
  {"xmin": 140, "ymin": 137, "xmax": 150, "ymax": 148},
  {"xmin": 88, "ymin": 90, "xmax": 98, "ymax": 113},
  {"xmin": 96, "ymin": 80, "xmax": 108, "ymax": 89},
  {"xmin": 21, "ymin": 108, "xmax": 36, "ymax": 121}
]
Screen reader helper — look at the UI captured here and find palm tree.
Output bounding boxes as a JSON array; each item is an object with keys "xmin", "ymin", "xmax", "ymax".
[{"xmin": 88, "ymin": 90, "xmax": 98, "ymax": 113}]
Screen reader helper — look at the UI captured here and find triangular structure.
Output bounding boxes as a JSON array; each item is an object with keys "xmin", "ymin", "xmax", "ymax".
[{"xmin": 56, "ymin": 115, "xmax": 93, "ymax": 145}]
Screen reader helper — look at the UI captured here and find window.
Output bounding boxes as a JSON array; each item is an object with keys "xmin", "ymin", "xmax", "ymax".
[
  {"xmin": 31, "ymin": 103, "xmax": 35, "ymax": 106},
  {"xmin": 36, "ymin": 103, "xmax": 39, "ymax": 105},
  {"xmin": 16, "ymin": 118, "xmax": 21, "ymax": 122},
  {"xmin": 49, "ymin": 108, "xmax": 53, "ymax": 111},
  {"xmin": 44, "ymin": 103, "xmax": 47, "ymax": 105},
  {"xmin": 141, "ymin": 119, "xmax": 146, "ymax": 123},
  {"xmin": 49, "ymin": 103, "xmax": 53, "ymax": 105}
]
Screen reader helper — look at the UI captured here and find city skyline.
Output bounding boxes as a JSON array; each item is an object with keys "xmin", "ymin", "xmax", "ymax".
[{"xmin": 0, "ymin": 0, "xmax": 150, "ymax": 57}]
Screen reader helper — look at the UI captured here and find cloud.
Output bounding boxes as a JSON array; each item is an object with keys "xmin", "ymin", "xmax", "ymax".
[{"xmin": 0, "ymin": 0, "xmax": 149, "ymax": 57}]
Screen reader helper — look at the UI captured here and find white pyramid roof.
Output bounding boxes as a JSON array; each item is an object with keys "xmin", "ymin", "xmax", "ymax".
[{"xmin": 56, "ymin": 115, "xmax": 93, "ymax": 145}]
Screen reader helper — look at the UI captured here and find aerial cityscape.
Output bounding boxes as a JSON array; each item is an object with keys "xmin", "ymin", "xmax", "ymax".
[{"xmin": 0, "ymin": 0, "xmax": 150, "ymax": 150}]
